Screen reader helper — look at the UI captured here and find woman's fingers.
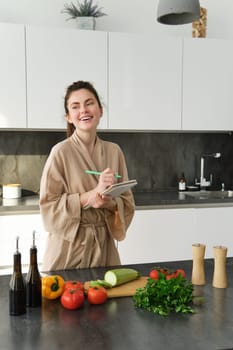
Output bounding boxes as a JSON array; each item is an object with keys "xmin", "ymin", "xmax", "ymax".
[{"xmin": 97, "ymin": 168, "xmax": 116, "ymax": 193}]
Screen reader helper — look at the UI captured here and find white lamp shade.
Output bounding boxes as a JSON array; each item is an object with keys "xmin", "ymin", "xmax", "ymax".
[{"xmin": 157, "ymin": 0, "xmax": 200, "ymax": 25}]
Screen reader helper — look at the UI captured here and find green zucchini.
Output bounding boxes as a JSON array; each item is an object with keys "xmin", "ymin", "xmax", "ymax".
[
  {"xmin": 104, "ymin": 268, "xmax": 140, "ymax": 287},
  {"xmin": 89, "ymin": 279, "xmax": 112, "ymax": 289}
]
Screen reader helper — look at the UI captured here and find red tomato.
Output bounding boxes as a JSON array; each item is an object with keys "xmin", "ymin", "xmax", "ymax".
[
  {"xmin": 87, "ymin": 286, "xmax": 108, "ymax": 305},
  {"xmin": 61, "ymin": 289, "xmax": 85, "ymax": 310},
  {"xmin": 175, "ymin": 269, "xmax": 186, "ymax": 278},
  {"xmin": 149, "ymin": 269, "xmax": 159, "ymax": 280},
  {"xmin": 159, "ymin": 268, "xmax": 168, "ymax": 276},
  {"xmin": 166, "ymin": 273, "xmax": 176, "ymax": 280},
  {"xmin": 64, "ymin": 280, "xmax": 84, "ymax": 293}
]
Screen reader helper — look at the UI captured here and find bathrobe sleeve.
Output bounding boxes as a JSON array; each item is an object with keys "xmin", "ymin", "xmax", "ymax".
[
  {"xmin": 104, "ymin": 146, "xmax": 135, "ymax": 241},
  {"xmin": 39, "ymin": 144, "xmax": 82, "ymax": 243}
]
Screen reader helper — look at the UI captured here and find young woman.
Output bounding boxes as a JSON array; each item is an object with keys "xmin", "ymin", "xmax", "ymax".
[{"xmin": 40, "ymin": 81, "xmax": 135, "ymax": 271}]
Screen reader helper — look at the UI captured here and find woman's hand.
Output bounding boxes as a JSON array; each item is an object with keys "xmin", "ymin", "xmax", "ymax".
[
  {"xmin": 80, "ymin": 168, "xmax": 116, "ymax": 210},
  {"xmin": 91, "ymin": 193, "xmax": 116, "ymax": 210},
  {"xmin": 92, "ymin": 168, "xmax": 117, "ymax": 209},
  {"xmin": 96, "ymin": 168, "xmax": 116, "ymax": 194},
  {"xmin": 80, "ymin": 168, "xmax": 118, "ymax": 210}
]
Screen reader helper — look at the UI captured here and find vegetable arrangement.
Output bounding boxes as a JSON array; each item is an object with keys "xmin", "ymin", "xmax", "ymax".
[
  {"xmin": 41, "ymin": 268, "xmax": 197, "ymax": 316},
  {"xmin": 42, "ymin": 276, "xmax": 106, "ymax": 310},
  {"xmin": 41, "ymin": 268, "xmax": 140, "ymax": 311},
  {"xmin": 134, "ymin": 267, "xmax": 194, "ymax": 316}
]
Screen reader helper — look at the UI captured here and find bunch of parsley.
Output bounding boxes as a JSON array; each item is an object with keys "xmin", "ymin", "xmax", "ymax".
[{"xmin": 133, "ymin": 273, "xmax": 194, "ymax": 316}]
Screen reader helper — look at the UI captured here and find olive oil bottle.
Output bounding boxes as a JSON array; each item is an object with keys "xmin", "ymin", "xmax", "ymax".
[
  {"xmin": 26, "ymin": 231, "xmax": 42, "ymax": 307},
  {"xmin": 9, "ymin": 236, "xmax": 26, "ymax": 316}
]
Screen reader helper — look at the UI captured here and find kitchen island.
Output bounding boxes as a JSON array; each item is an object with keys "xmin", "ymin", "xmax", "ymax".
[{"xmin": 1, "ymin": 260, "xmax": 233, "ymax": 350}]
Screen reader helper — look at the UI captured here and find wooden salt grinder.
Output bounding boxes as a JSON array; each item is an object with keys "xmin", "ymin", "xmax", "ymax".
[
  {"xmin": 192, "ymin": 243, "xmax": 206, "ymax": 285},
  {"xmin": 212, "ymin": 246, "xmax": 227, "ymax": 288}
]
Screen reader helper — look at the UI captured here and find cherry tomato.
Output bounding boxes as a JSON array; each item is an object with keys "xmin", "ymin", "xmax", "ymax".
[
  {"xmin": 159, "ymin": 268, "xmax": 168, "ymax": 276},
  {"xmin": 149, "ymin": 269, "xmax": 159, "ymax": 280},
  {"xmin": 64, "ymin": 280, "xmax": 84, "ymax": 293},
  {"xmin": 61, "ymin": 289, "xmax": 85, "ymax": 310},
  {"xmin": 87, "ymin": 286, "xmax": 108, "ymax": 305},
  {"xmin": 166, "ymin": 273, "xmax": 176, "ymax": 280},
  {"xmin": 175, "ymin": 269, "xmax": 186, "ymax": 278}
]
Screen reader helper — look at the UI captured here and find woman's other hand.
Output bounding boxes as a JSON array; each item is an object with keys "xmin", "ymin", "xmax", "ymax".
[{"xmin": 92, "ymin": 193, "xmax": 116, "ymax": 210}]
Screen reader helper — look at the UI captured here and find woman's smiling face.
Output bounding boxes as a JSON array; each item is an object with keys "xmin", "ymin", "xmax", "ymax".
[{"xmin": 66, "ymin": 88, "xmax": 102, "ymax": 132}]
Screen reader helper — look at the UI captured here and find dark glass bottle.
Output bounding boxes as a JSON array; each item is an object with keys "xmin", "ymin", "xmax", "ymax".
[
  {"xmin": 9, "ymin": 236, "xmax": 26, "ymax": 316},
  {"xmin": 26, "ymin": 231, "xmax": 42, "ymax": 307}
]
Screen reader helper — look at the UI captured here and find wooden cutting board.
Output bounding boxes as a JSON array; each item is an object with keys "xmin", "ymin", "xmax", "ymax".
[{"xmin": 84, "ymin": 276, "xmax": 148, "ymax": 298}]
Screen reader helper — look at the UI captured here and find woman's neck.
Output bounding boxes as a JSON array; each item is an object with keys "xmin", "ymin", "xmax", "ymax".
[{"xmin": 75, "ymin": 129, "xmax": 97, "ymax": 156}]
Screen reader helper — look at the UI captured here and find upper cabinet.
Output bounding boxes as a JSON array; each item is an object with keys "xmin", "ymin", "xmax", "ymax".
[
  {"xmin": 2, "ymin": 23, "xmax": 233, "ymax": 132},
  {"xmin": 183, "ymin": 38, "xmax": 233, "ymax": 131},
  {"xmin": 108, "ymin": 33, "xmax": 183, "ymax": 130},
  {"xmin": 26, "ymin": 26, "xmax": 108, "ymax": 129},
  {"xmin": 0, "ymin": 23, "xmax": 26, "ymax": 128}
]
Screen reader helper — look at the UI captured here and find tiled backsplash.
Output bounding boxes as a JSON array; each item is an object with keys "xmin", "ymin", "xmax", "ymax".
[
  {"xmin": 1, "ymin": 130, "xmax": 233, "ymax": 193},
  {"xmin": 0, "ymin": 131, "xmax": 65, "ymax": 193}
]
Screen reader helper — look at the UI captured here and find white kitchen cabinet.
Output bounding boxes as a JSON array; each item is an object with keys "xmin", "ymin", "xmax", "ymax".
[
  {"xmin": 118, "ymin": 207, "xmax": 233, "ymax": 264},
  {"xmin": 108, "ymin": 33, "xmax": 182, "ymax": 130},
  {"xmin": 183, "ymin": 38, "xmax": 233, "ymax": 131},
  {"xmin": 0, "ymin": 214, "xmax": 48, "ymax": 274},
  {"xmin": 0, "ymin": 23, "xmax": 26, "ymax": 128},
  {"xmin": 26, "ymin": 26, "xmax": 108, "ymax": 130},
  {"xmin": 195, "ymin": 207, "xmax": 233, "ymax": 258},
  {"xmin": 118, "ymin": 208, "xmax": 196, "ymax": 264}
]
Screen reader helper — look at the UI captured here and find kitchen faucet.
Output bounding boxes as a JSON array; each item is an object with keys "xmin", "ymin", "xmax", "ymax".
[{"xmin": 195, "ymin": 153, "xmax": 221, "ymax": 189}]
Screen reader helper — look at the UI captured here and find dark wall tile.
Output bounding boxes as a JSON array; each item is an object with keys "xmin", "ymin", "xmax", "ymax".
[{"xmin": 0, "ymin": 130, "xmax": 233, "ymax": 192}]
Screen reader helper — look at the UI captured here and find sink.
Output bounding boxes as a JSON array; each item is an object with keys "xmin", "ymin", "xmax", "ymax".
[{"xmin": 185, "ymin": 190, "xmax": 233, "ymax": 200}]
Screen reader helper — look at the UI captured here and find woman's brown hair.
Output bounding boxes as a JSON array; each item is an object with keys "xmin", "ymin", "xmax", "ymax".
[{"xmin": 64, "ymin": 81, "xmax": 103, "ymax": 137}]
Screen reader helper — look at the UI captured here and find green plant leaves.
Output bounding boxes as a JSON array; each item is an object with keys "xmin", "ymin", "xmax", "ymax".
[{"xmin": 133, "ymin": 274, "xmax": 195, "ymax": 316}]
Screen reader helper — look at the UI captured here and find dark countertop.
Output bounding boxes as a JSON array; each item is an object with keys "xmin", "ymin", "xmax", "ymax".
[
  {"xmin": 1, "ymin": 190, "xmax": 233, "ymax": 215},
  {"xmin": 2, "ymin": 259, "xmax": 233, "ymax": 350},
  {"xmin": 0, "ymin": 195, "xmax": 40, "ymax": 215},
  {"xmin": 134, "ymin": 190, "xmax": 233, "ymax": 209}
]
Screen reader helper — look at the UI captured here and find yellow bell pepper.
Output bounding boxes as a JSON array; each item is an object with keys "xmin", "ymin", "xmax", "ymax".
[{"xmin": 42, "ymin": 275, "xmax": 65, "ymax": 299}]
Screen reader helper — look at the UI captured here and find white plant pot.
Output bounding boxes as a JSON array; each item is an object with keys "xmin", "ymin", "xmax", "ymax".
[{"xmin": 76, "ymin": 17, "xmax": 96, "ymax": 30}]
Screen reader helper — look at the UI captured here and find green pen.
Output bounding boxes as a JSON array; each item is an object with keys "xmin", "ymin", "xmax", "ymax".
[{"xmin": 85, "ymin": 170, "xmax": 122, "ymax": 179}]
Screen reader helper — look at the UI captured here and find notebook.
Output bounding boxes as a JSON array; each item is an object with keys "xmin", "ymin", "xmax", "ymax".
[{"xmin": 101, "ymin": 179, "xmax": 137, "ymax": 198}]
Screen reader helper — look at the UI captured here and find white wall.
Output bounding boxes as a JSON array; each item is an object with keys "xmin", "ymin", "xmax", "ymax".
[{"xmin": 0, "ymin": 0, "xmax": 233, "ymax": 39}]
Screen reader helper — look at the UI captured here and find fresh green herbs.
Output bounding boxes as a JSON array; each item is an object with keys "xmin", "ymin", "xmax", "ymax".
[{"xmin": 133, "ymin": 273, "xmax": 194, "ymax": 316}]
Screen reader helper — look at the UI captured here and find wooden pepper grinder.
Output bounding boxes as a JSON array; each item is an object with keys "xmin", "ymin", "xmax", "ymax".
[
  {"xmin": 212, "ymin": 246, "xmax": 227, "ymax": 288},
  {"xmin": 191, "ymin": 243, "xmax": 206, "ymax": 285}
]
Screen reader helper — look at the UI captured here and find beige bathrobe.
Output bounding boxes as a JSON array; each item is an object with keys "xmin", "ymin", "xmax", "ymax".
[{"xmin": 39, "ymin": 131, "xmax": 135, "ymax": 271}]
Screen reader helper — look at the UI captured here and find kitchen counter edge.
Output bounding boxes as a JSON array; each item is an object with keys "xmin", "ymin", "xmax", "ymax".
[{"xmin": 1, "ymin": 192, "xmax": 233, "ymax": 215}]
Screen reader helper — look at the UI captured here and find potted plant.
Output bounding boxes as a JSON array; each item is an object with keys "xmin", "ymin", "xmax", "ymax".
[{"xmin": 62, "ymin": 0, "xmax": 107, "ymax": 30}]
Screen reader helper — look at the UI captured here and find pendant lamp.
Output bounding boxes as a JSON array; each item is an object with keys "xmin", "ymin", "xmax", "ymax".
[{"xmin": 157, "ymin": 0, "xmax": 200, "ymax": 25}]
